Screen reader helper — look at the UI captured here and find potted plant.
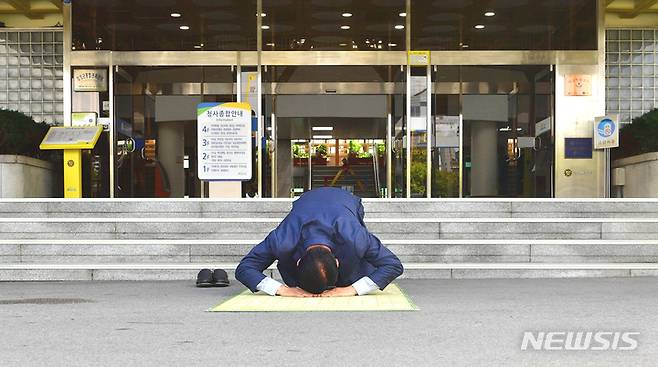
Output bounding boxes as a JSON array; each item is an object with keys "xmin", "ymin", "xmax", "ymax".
[
  {"xmin": 347, "ymin": 140, "xmax": 372, "ymax": 165},
  {"xmin": 0, "ymin": 109, "xmax": 59, "ymax": 197},
  {"xmin": 313, "ymin": 143, "xmax": 328, "ymax": 165},
  {"xmin": 292, "ymin": 143, "xmax": 309, "ymax": 166},
  {"xmin": 612, "ymin": 109, "xmax": 658, "ymax": 197}
]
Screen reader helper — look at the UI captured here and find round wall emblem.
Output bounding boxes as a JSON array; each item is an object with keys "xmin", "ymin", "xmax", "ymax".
[
  {"xmin": 564, "ymin": 169, "xmax": 573, "ymax": 177},
  {"xmin": 67, "ymin": 160, "xmax": 75, "ymax": 167},
  {"xmin": 597, "ymin": 118, "xmax": 615, "ymax": 138}
]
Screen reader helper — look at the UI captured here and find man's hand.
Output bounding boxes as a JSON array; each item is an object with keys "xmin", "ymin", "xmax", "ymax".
[
  {"xmin": 320, "ymin": 286, "xmax": 358, "ymax": 297},
  {"xmin": 275, "ymin": 285, "xmax": 314, "ymax": 297}
]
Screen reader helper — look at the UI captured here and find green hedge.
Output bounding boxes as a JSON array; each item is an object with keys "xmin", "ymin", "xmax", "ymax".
[
  {"xmin": 613, "ymin": 108, "xmax": 658, "ymax": 160},
  {"xmin": 0, "ymin": 109, "xmax": 50, "ymax": 159}
]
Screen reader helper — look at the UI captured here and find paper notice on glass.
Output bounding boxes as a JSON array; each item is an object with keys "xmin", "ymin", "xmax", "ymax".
[{"xmin": 197, "ymin": 102, "xmax": 252, "ymax": 181}]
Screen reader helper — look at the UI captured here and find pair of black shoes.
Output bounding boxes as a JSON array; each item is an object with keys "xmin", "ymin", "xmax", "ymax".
[{"xmin": 196, "ymin": 268, "xmax": 230, "ymax": 288}]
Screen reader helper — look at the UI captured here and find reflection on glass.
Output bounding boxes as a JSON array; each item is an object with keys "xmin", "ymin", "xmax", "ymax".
[
  {"xmin": 411, "ymin": 0, "xmax": 596, "ymax": 51},
  {"xmin": 263, "ymin": 0, "xmax": 405, "ymax": 51},
  {"xmin": 72, "ymin": 1, "xmax": 256, "ymax": 51},
  {"xmin": 391, "ymin": 67, "xmax": 406, "ymax": 198},
  {"xmin": 460, "ymin": 66, "xmax": 554, "ymax": 198},
  {"xmin": 409, "ymin": 67, "xmax": 428, "ymax": 198},
  {"xmin": 262, "ymin": 65, "xmax": 402, "ymax": 198},
  {"xmin": 114, "ymin": 66, "xmax": 235, "ymax": 198},
  {"xmin": 431, "ymin": 66, "xmax": 460, "ymax": 198}
]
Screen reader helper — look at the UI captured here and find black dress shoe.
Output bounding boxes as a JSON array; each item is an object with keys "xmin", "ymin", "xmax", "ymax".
[
  {"xmin": 196, "ymin": 268, "xmax": 214, "ymax": 287},
  {"xmin": 212, "ymin": 269, "xmax": 230, "ymax": 287}
]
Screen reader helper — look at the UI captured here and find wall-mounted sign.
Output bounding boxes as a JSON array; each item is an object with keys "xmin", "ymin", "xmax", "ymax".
[
  {"xmin": 73, "ymin": 69, "xmax": 108, "ymax": 92},
  {"xmin": 565, "ymin": 74, "xmax": 592, "ymax": 96},
  {"xmin": 408, "ymin": 50, "xmax": 430, "ymax": 66},
  {"xmin": 71, "ymin": 112, "xmax": 98, "ymax": 127},
  {"xmin": 593, "ymin": 115, "xmax": 619, "ymax": 149},
  {"xmin": 197, "ymin": 102, "xmax": 252, "ymax": 181},
  {"xmin": 564, "ymin": 137, "xmax": 593, "ymax": 159}
]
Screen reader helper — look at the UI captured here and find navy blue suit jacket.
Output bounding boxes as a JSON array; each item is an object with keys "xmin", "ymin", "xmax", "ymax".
[{"xmin": 235, "ymin": 187, "xmax": 403, "ymax": 292}]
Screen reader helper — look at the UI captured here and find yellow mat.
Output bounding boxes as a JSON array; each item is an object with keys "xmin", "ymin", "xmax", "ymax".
[{"xmin": 208, "ymin": 284, "xmax": 417, "ymax": 312}]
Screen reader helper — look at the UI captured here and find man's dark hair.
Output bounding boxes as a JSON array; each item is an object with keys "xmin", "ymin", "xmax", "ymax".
[{"xmin": 297, "ymin": 246, "xmax": 338, "ymax": 294}]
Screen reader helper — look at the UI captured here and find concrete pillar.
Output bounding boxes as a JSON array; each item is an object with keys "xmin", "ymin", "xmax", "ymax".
[
  {"xmin": 470, "ymin": 121, "xmax": 498, "ymax": 196},
  {"xmin": 276, "ymin": 139, "xmax": 292, "ymax": 198}
]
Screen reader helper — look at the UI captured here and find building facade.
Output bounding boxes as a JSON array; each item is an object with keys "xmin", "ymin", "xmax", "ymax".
[{"xmin": 2, "ymin": 0, "xmax": 657, "ymax": 199}]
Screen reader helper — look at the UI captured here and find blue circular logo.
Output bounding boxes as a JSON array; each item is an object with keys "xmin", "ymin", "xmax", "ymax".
[{"xmin": 597, "ymin": 118, "xmax": 615, "ymax": 138}]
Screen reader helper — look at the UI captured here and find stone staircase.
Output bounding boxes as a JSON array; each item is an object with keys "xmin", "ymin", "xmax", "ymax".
[{"xmin": 2, "ymin": 199, "xmax": 658, "ymax": 281}]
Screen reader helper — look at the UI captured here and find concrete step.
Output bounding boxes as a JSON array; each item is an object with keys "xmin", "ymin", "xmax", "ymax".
[
  {"xmin": 1, "ymin": 217, "xmax": 658, "ymax": 240},
  {"xmin": 1, "ymin": 262, "xmax": 657, "ymax": 281},
  {"xmin": 5, "ymin": 239, "xmax": 658, "ymax": 265},
  {"xmin": 0, "ymin": 198, "xmax": 658, "ymax": 218},
  {"xmin": 3, "ymin": 199, "xmax": 658, "ymax": 218},
  {"xmin": 2, "ymin": 199, "xmax": 658, "ymax": 280}
]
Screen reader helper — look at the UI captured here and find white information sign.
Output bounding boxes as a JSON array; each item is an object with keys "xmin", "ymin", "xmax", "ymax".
[
  {"xmin": 197, "ymin": 102, "xmax": 252, "ymax": 181},
  {"xmin": 73, "ymin": 69, "xmax": 108, "ymax": 92},
  {"xmin": 594, "ymin": 115, "xmax": 619, "ymax": 149}
]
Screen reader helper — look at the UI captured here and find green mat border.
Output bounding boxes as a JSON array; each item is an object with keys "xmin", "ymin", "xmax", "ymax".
[{"xmin": 207, "ymin": 283, "xmax": 419, "ymax": 312}]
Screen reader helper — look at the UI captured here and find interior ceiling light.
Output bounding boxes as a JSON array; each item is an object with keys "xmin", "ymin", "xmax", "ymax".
[
  {"xmin": 484, "ymin": 11, "xmax": 495, "ymax": 17},
  {"xmin": 260, "ymin": 12, "xmax": 267, "ymax": 17},
  {"xmin": 194, "ymin": 45, "xmax": 202, "ymax": 49},
  {"xmin": 261, "ymin": 25, "xmax": 270, "ymax": 30},
  {"xmin": 312, "ymin": 126, "xmax": 334, "ymax": 131},
  {"xmin": 313, "ymin": 135, "xmax": 333, "ymax": 139},
  {"xmin": 171, "ymin": 12, "xmax": 181, "ymax": 18},
  {"xmin": 340, "ymin": 25, "xmax": 351, "ymax": 30},
  {"xmin": 339, "ymin": 43, "xmax": 347, "ymax": 46},
  {"xmin": 266, "ymin": 42, "xmax": 275, "ymax": 46},
  {"xmin": 394, "ymin": 24, "xmax": 404, "ymax": 30},
  {"xmin": 342, "ymin": 12, "xmax": 352, "ymax": 17},
  {"xmin": 399, "ymin": 12, "xmax": 407, "ymax": 17},
  {"xmin": 461, "ymin": 44, "xmax": 469, "ymax": 48},
  {"xmin": 474, "ymin": 24, "xmax": 485, "ymax": 29},
  {"xmin": 388, "ymin": 43, "xmax": 397, "ymax": 46},
  {"xmin": 179, "ymin": 25, "xmax": 190, "ymax": 30}
]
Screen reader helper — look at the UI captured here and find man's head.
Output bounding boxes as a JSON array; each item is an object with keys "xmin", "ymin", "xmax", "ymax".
[{"xmin": 297, "ymin": 245, "xmax": 338, "ymax": 294}]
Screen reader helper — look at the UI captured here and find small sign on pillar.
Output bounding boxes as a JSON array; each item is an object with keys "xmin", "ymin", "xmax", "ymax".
[{"xmin": 594, "ymin": 115, "xmax": 620, "ymax": 150}]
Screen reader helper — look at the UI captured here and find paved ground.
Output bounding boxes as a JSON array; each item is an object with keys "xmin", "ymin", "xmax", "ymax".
[{"xmin": 1, "ymin": 278, "xmax": 657, "ymax": 367}]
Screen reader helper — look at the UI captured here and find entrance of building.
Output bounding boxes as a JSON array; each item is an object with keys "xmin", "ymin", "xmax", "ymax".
[
  {"xmin": 113, "ymin": 66, "xmax": 237, "ymax": 198},
  {"xmin": 106, "ymin": 63, "xmax": 554, "ymax": 199},
  {"xmin": 262, "ymin": 65, "xmax": 404, "ymax": 198}
]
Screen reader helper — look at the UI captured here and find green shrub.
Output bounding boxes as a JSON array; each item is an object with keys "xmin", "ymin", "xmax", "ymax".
[
  {"xmin": 0, "ymin": 109, "xmax": 51, "ymax": 159},
  {"xmin": 348, "ymin": 140, "xmax": 362, "ymax": 154},
  {"xmin": 614, "ymin": 109, "xmax": 658, "ymax": 160},
  {"xmin": 292, "ymin": 143, "xmax": 309, "ymax": 158}
]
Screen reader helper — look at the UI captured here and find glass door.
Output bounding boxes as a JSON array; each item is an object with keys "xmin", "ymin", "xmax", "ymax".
[
  {"xmin": 460, "ymin": 65, "xmax": 555, "ymax": 197},
  {"xmin": 431, "ymin": 66, "xmax": 461, "ymax": 198},
  {"xmin": 113, "ymin": 66, "xmax": 236, "ymax": 198},
  {"xmin": 263, "ymin": 65, "xmax": 402, "ymax": 198},
  {"xmin": 391, "ymin": 66, "xmax": 407, "ymax": 198},
  {"xmin": 532, "ymin": 66, "xmax": 555, "ymax": 198}
]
